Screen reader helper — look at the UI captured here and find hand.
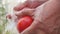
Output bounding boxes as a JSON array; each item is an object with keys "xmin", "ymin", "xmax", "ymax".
[
  {"xmin": 13, "ymin": 0, "xmax": 48, "ymax": 11},
  {"xmin": 6, "ymin": 0, "xmax": 48, "ymax": 24},
  {"xmin": 6, "ymin": 0, "xmax": 60, "ymax": 34}
]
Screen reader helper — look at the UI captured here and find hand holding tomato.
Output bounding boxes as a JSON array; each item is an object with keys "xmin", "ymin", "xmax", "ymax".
[
  {"xmin": 14, "ymin": 0, "xmax": 60, "ymax": 34},
  {"xmin": 6, "ymin": 0, "xmax": 60, "ymax": 34}
]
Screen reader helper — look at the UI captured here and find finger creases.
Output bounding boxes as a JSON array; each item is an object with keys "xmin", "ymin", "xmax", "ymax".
[
  {"xmin": 15, "ymin": 8, "xmax": 35, "ymax": 19},
  {"xmin": 13, "ymin": 2, "xmax": 28, "ymax": 11},
  {"xmin": 13, "ymin": 0, "xmax": 48, "ymax": 11}
]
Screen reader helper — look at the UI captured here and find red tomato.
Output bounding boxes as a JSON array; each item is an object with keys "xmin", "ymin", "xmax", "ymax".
[{"xmin": 17, "ymin": 16, "xmax": 33, "ymax": 33}]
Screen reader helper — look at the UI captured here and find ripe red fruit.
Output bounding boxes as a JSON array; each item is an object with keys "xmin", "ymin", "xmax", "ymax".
[{"xmin": 17, "ymin": 16, "xmax": 33, "ymax": 33}]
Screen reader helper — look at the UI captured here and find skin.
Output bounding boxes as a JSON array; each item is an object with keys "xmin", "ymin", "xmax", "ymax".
[
  {"xmin": 6, "ymin": 0, "xmax": 60, "ymax": 34},
  {"xmin": 13, "ymin": 0, "xmax": 48, "ymax": 11}
]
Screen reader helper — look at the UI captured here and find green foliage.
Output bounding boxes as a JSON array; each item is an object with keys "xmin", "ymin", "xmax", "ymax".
[
  {"xmin": 5, "ymin": 31, "xmax": 11, "ymax": 34},
  {"xmin": 0, "ymin": 0, "xmax": 8, "ymax": 34},
  {"xmin": 0, "ymin": 25, "xmax": 3, "ymax": 34}
]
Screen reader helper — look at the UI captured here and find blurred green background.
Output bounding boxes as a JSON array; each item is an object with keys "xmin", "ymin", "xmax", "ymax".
[{"xmin": 0, "ymin": 0, "xmax": 8, "ymax": 34}]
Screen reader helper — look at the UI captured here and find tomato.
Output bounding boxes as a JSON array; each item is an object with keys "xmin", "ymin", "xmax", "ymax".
[{"xmin": 17, "ymin": 16, "xmax": 33, "ymax": 33}]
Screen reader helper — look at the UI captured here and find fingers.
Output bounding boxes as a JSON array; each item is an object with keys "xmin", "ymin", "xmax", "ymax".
[
  {"xmin": 13, "ymin": 0, "xmax": 48, "ymax": 11},
  {"xmin": 26, "ymin": 0, "xmax": 44, "ymax": 8},
  {"xmin": 13, "ymin": 1, "xmax": 28, "ymax": 11},
  {"xmin": 15, "ymin": 8, "xmax": 35, "ymax": 19}
]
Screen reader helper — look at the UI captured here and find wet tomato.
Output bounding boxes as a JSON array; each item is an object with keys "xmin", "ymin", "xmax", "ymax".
[{"xmin": 17, "ymin": 16, "xmax": 33, "ymax": 33}]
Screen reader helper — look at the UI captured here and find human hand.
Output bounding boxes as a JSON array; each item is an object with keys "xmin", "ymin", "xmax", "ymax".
[{"xmin": 6, "ymin": 0, "xmax": 60, "ymax": 34}]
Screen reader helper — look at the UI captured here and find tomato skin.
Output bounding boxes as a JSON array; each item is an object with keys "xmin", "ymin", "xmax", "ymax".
[{"xmin": 17, "ymin": 16, "xmax": 33, "ymax": 33}]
